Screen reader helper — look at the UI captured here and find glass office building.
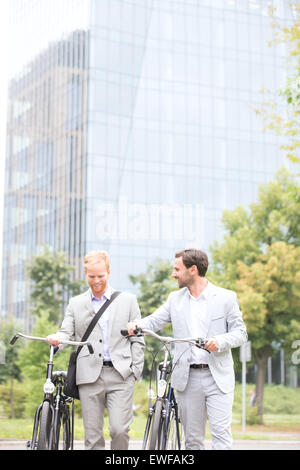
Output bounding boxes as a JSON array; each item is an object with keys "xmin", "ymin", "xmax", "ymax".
[{"xmin": 2, "ymin": 0, "xmax": 293, "ymax": 324}]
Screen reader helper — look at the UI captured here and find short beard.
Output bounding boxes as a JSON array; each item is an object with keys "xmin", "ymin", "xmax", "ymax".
[{"xmin": 177, "ymin": 279, "xmax": 190, "ymax": 289}]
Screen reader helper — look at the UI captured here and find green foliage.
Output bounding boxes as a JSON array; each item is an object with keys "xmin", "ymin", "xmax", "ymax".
[
  {"xmin": 262, "ymin": 384, "xmax": 300, "ymax": 414},
  {"xmin": 132, "ymin": 380, "xmax": 150, "ymax": 418},
  {"xmin": 18, "ymin": 313, "xmax": 69, "ymax": 382},
  {"xmin": 2, "ymin": 249, "xmax": 86, "ymax": 419},
  {"xmin": 0, "ymin": 318, "xmax": 23, "ymax": 384},
  {"xmin": 237, "ymin": 242, "xmax": 300, "ymax": 349},
  {"xmin": 210, "ymin": 169, "xmax": 300, "ymax": 287},
  {"xmin": 17, "ymin": 312, "xmax": 71, "ymax": 417},
  {"xmin": 1, "ymin": 383, "xmax": 300, "ymax": 438},
  {"xmin": 233, "ymin": 383, "xmax": 300, "ymax": 417},
  {"xmin": 0, "ymin": 318, "xmax": 24, "ymax": 419},
  {"xmin": 246, "ymin": 406, "xmax": 262, "ymax": 425},
  {"xmin": 129, "ymin": 258, "xmax": 177, "ymax": 315},
  {"xmin": 27, "ymin": 246, "xmax": 85, "ymax": 323},
  {"xmin": 210, "ymin": 169, "xmax": 300, "ymax": 350},
  {"xmin": 255, "ymin": 2, "xmax": 300, "ymax": 164},
  {"xmin": 209, "ymin": 169, "xmax": 300, "ymax": 420},
  {"xmin": 0, "ymin": 381, "xmax": 27, "ymax": 418}
]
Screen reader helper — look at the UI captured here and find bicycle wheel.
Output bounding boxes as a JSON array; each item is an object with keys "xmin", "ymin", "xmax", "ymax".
[
  {"xmin": 142, "ymin": 412, "xmax": 153, "ymax": 450},
  {"xmin": 165, "ymin": 408, "xmax": 183, "ymax": 450},
  {"xmin": 55, "ymin": 405, "xmax": 71, "ymax": 450},
  {"xmin": 37, "ymin": 401, "xmax": 53, "ymax": 450},
  {"xmin": 149, "ymin": 399, "xmax": 163, "ymax": 450}
]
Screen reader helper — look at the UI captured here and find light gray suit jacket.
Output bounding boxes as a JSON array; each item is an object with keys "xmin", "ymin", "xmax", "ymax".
[
  {"xmin": 56, "ymin": 289, "xmax": 145, "ymax": 385},
  {"xmin": 141, "ymin": 281, "xmax": 247, "ymax": 393}
]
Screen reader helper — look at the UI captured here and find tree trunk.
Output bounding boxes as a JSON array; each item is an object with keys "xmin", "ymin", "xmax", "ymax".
[{"xmin": 254, "ymin": 346, "xmax": 272, "ymax": 424}]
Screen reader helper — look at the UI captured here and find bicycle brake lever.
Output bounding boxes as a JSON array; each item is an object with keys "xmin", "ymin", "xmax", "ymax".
[
  {"xmin": 120, "ymin": 328, "xmax": 144, "ymax": 337},
  {"xmin": 194, "ymin": 339, "xmax": 203, "ymax": 348},
  {"xmin": 195, "ymin": 339, "xmax": 211, "ymax": 353},
  {"xmin": 121, "ymin": 329, "xmax": 129, "ymax": 337},
  {"xmin": 10, "ymin": 334, "xmax": 20, "ymax": 345},
  {"xmin": 133, "ymin": 328, "xmax": 144, "ymax": 336}
]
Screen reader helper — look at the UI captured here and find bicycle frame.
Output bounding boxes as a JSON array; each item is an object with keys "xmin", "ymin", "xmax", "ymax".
[
  {"xmin": 154, "ymin": 345, "xmax": 182, "ymax": 449},
  {"xmin": 121, "ymin": 327, "xmax": 208, "ymax": 450},
  {"xmin": 161, "ymin": 384, "xmax": 181, "ymax": 449},
  {"xmin": 156, "ymin": 343, "xmax": 171, "ymax": 397},
  {"xmin": 30, "ymin": 345, "xmax": 63, "ymax": 449},
  {"xmin": 10, "ymin": 332, "xmax": 93, "ymax": 450},
  {"xmin": 52, "ymin": 371, "xmax": 74, "ymax": 450}
]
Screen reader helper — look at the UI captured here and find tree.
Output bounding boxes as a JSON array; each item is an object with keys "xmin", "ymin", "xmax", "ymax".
[
  {"xmin": 0, "ymin": 318, "xmax": 23, "ymax": 418},
  {"xmin": 237, "ymin": 242, "xmax": 300, "ymax": 418},
  {"xmin": 209, "ymin": 168, "xmax": 300, "ymax": 422},
  {"xmin": 27, "ymin": 246, "xmax": 85, "ymax": 323},
  {"xmin": 129, "ymin": 259, "xmax": 177, "ymax": 378},
  {"xmin": 256, "ymin": 2, "xmax": 300, "ymax": 164}
]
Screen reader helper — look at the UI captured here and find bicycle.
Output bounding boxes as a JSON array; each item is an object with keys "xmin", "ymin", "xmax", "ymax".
[
  {"xmin": 10, "ymin": 332, "xmax": 94, "ymax": 450},
  {"xmin": 120, "ymin": 327, "xmax": 208, "ymax": 450}
]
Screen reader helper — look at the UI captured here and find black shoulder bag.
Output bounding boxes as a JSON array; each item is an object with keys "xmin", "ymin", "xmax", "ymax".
[{"xmin": 64, "ymin": 291, "xmax": 121, "ymax": 399}]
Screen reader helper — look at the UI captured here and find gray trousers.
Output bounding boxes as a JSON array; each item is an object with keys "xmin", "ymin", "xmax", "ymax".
[
  {"xmin": 177, "ymin": 368, "xmax": 234, "ymax": 450},
  {"xmin": 78, "ymin": 366, "xmax": 135, "ymax": 450}
]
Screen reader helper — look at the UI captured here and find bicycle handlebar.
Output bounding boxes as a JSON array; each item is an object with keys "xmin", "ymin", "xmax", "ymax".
[
  {"xmin": 10, "ymin": 332, "xmax": 94, "ymax": 354},
  {"xmin": 120, "ymin": 327, "xmax": 208, "ymax": 350}
]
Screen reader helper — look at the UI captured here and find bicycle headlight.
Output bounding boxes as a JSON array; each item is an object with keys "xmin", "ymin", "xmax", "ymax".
[
  {"xmin": 157, "ymin": 379, "xmax": 167, "ymax": 398},
  {"xmin": 43, "ymin": 378, "xmax": 55, "ymax": 394}
]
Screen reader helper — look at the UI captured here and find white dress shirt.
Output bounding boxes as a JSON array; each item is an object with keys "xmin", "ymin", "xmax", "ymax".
[
  {"xmin": 90, "ymin": 285, "xmax": 114, "ymax": 362},
  {"xmin": 188, "ymin": 281, "xmax": 213, "ymax": 365}
]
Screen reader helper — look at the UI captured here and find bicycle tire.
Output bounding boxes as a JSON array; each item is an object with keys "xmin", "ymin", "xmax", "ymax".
[
  {"xmin": 165, "ymin": 408, "xmax": 182, "ymax": 450},
  {"xmin": 142, "ymin": 412, "xmax": 153, "ymax": 450},
  {"xmin": 158, "ymin": 403, "xmax": 168, "ymax": 450},
  {"xmin": 149, "ymin": 399, "xmax": 163, "ymax": 450},
  {"xmin": 37, "ymin": 401, "xmax": 53, "ymax": 450},
  {"xmin": 55, "ymin": 405, "xmax": 71, "ymax": 450}
]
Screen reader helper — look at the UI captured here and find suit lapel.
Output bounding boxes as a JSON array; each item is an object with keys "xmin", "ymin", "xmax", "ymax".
[
  {"xmin": 107, "ymin": 303, "xmax": 116, "ymax": 339},
  {"xmin": 107, "ymin": 288, "xmax": 118, "ymax": 338},
  {"xmin": 83, "ymin": 290, "xmax": 95, "ymax": 316},
  {"xmin": 204, "ymin": 283, "xmax": 218, "ymax": 337},
  {"xmin": 81, "ymin": 290, "xmax": 98, "ymax": 331}
]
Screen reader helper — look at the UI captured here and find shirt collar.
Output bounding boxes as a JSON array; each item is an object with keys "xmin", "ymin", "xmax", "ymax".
[
  {"xmin": 90, "ymin": 285, "xmax": 113, "ymax": 302},
  {"xmin": 189, "ymin": 280, "xmax": 214, "ymax": 301}
]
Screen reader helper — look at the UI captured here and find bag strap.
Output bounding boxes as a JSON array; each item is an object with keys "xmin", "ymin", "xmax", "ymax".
[{"xmin": 76, "ymin": 290, "xmax": 121, "ymax": 357}]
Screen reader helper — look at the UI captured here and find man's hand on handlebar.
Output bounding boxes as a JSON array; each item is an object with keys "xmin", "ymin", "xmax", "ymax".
[
  {"xmin": 127, "ymin": 320, "xmax": 142, "ymax": 335},
  {"xmin": 46, "ymin": 334, "xmax": 62, "ymax": 347},
  {"xmin": 125, "ymin": 322, "xmax": 218, "ymax": 351},
  {"xmin": 204, "ymin": 338, "xmax": 219, "ymax": 352}
]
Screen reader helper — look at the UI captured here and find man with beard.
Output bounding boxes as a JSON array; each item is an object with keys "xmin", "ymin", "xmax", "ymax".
[
  {"xmin": 127, "ymin": 248, "xmax": 247, "ymax": 450},
  {"xmin": 47, "ymin": 250, "xmax": 145, "ymax": 450}
]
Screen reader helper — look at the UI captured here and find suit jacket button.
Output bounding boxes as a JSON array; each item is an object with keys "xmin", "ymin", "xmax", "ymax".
[
  {"xmin": 99, "ymin": 339, "xmax": 102, "ymax": 343},
  {"xmin": 99, "ymin": 353, "xmax": 102, "ymax": 357}
]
